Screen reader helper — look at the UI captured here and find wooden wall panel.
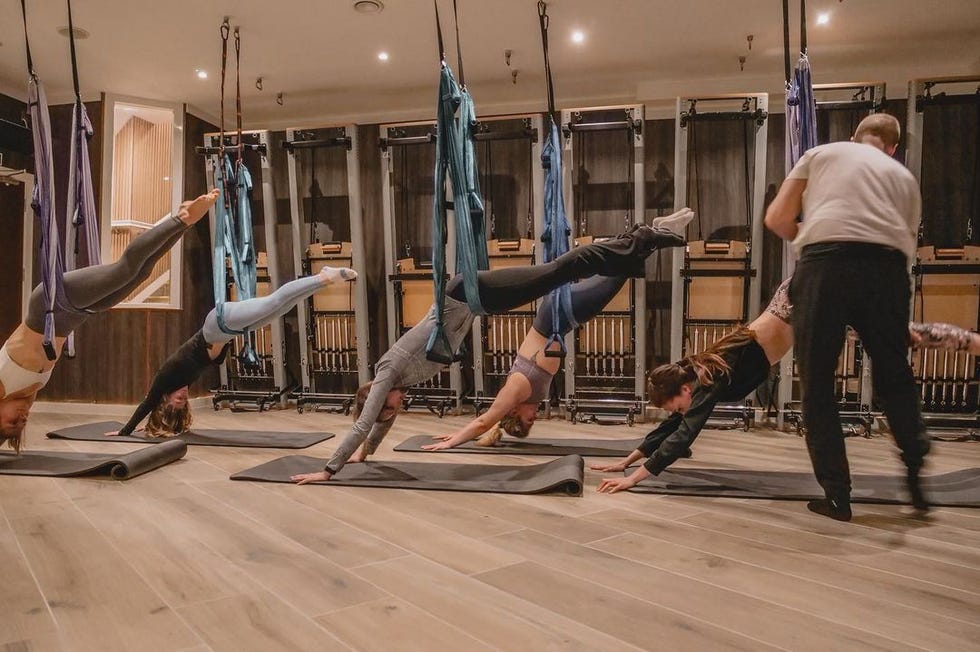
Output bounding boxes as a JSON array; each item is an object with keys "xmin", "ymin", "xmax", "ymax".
[{"xmin": 0, "ymin": 182, "xmax": 25, "ymax": 342}]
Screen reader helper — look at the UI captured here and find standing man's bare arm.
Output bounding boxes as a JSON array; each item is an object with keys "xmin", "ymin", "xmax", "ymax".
[{"xmin": 764, "ymin": 179, "xmax": 807, "ymax": 241}]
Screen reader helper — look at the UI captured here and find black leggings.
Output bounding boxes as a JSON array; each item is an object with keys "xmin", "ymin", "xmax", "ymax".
[
  {"xmin": 25, "ymin": 216, "xmax": 187, "ymax": 336},
  {"xmin": 446, "ymin": 228, "xmax": 655, "ymax": 312},
  {"xmin": 532, "ymin": 275, "xmax": 628, "ymax": 336}
]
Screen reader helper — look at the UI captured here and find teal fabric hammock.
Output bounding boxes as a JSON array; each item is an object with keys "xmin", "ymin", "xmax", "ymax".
[
  {"xmin": 427, "ymin": 1, "xmax": 489, "ymax": 364},
  {"xmin": 212, "ymin": 22, "xmax": 259, "ymax": 366}
]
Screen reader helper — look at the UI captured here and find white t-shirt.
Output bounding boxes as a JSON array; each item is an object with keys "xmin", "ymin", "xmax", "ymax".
[{"xmin": 787, "ymin": 141, "xmax": 921, "ymax": 260}]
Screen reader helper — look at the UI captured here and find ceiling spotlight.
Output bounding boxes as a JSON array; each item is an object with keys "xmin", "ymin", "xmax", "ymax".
[
  {"xmin": 196, "ymin": 69, "xmax": 208, "ymax": 80},
  {"xmin": 817, "ymin": 12, "xmax": 830, "ymax": 25},
  {"xmin": 57, "ymin": 26, "xmax": 90, "ymax": 39},
  {"xmin": 378, "ymin": 51, "xmax": 390, "ymax": 61},
  {"xmin": 571, "ymin": 30, "xmax": 585, "ymax": 44},
  {"xmin": 353, "ymin": 0, "xmax": 384, "ymax": 13}
]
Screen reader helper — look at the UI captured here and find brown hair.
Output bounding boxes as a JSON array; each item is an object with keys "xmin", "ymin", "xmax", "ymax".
[
  {"xmin": 648, "ymin": 326, "xmax": 757, "ymax": 406},
  {"xmin": 353, "ymin": 381, "xmax": 401, "ymax": 425},
  {"xmin": 145, "ymin": 401, "xmax": 193, "ymax": 438},
  {"xmin": 853, "ymin": 113, "xmax": 901, "ymax": 148}
]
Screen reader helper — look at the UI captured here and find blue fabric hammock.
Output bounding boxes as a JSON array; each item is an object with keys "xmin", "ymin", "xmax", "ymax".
[
  {"xmin": 539, "ymin": 115, "xmax": 576, "ymax": 354},
  {"xmin": 536, "ymin": 1, "xmax": 575, "ymax": 356},
  {"xmin": 785, "ymin": 52, "xmax": 818, "ymax": 172},
  {"xmin": 427, "ymin": 62, "xmax": 489, "ymax": 364},
  {"xmin": 213, "ymin": 155, "xmax": 259, "ymax": 365}
]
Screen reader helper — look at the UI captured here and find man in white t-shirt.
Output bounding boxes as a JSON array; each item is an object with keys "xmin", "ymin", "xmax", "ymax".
[{"xmin": 765, "ymin": 113, "xmax": 930, "ymax": 521}]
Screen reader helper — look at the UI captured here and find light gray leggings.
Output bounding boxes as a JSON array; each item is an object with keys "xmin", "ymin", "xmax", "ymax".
[{"xmin": 202, "ymin": 274, "xmax": 327, "ymax": 345}]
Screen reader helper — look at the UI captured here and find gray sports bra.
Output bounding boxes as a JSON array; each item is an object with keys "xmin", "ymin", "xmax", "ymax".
[{"xmin": 508, "ymin": 353, "xmax": 554, "ymax": 404}]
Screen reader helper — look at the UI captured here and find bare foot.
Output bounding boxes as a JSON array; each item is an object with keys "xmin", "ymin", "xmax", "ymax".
[
  {"xmin": 319, "ymin": 266, "xmax": 358, "ymax": 284},
  {"xmin": 176, "ymin": 189, "xmax": 221, "ymax": 226}
]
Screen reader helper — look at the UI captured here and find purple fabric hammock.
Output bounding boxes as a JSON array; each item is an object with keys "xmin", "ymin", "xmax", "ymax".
[{"xmin": 21, "ymin": 0, "xmax": 101, "ymax": 359}]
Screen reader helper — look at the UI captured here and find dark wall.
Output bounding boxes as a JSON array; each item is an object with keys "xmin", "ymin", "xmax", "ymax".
[{"xmin": 41, "ymin": 106, "xmax": 219, "ymax": 403}]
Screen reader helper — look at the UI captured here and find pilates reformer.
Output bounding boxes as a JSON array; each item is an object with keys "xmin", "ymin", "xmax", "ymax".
[
  {"xmin": 467, "ymin": 116, "xmax": 544, "ymax": 414},
  {"xmin": 905, "ymin": 75, "xmax": 980, "ymax": 439},
  {"xmin": 200, "ymin": 130, "xmax": 290, "ymax": 411},
  {"xmin": 379, "ymin": 122, "xmax": 458, "ymax": 417},
  {"xmin": 559, "ymin": 105, "xmax": 647, "ymax": 426},
  {"xmin": 283, "ymin": 126, "xmax": 370, "ymax": 414},
  {"xmin": 671, "ymin": 95, "xmax": 769, "ymax": 431}
]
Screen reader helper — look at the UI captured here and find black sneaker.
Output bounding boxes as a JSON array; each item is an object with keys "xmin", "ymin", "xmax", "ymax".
[
  {"xmin": 807, "ymin": 496, "xmax": 852, "ymax": 521},
  {"xmin": 907, "ymin": 468, "xmax": 930, "ymax": 513}
]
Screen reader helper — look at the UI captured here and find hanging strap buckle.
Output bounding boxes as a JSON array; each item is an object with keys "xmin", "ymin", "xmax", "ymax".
[{"xmin": 543, "ymin": 332, "xmax": 567, "ymax": 358}]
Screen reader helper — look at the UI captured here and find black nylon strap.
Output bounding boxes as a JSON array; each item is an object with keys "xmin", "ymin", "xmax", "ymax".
[
  {"xmin": 800, "ymin": 0, "xmax": 808, "ymax": 54},
  {"xmin": 452, "ymin": 0, "xmax": 465, "ymax": 86},
  {"xmin": 235, "ymin": 27, "xmax": 243, "ymax": 162},
  {"xmin": 434, "ymin": 0, "xmax": 445, "ymax": 62},
  {"xmin": 67, "ymin": 0, "xmax": 81, "ymax": 102},
  {"xmin": 537, "ymin": 1, "xmax": 557, "ymax": 118},
  {"xmin": 20, "ymin": 0, "xmax": 35, "ymax": 76},
  {"xmin": 782, "ymin": 0, "xmax": 791, "ymax": 83}
]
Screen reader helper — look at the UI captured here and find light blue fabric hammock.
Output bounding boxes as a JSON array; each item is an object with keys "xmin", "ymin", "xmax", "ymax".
[{"xmin": 213, "ymin": 154, "xmax": 258, "ymax": 366}]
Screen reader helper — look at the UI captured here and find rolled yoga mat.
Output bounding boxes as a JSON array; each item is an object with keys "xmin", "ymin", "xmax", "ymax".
[
  {"xmin": 0, "ymin": 439, "xmax": 187, "ymax": 479},
  {"xmin": 395, "ymin": 434, "xmax": 637, "ymax": 457},
  {"xmin": 46, "ymin": 421, "xmax": 335, "ymax": 449},
  {"xmin": 231, "ymin": 454, "xmax": 585, "ymax": 496},
  {"xmin": 627, "ymin": 466, "xmax": 980, "ymax": 507}
]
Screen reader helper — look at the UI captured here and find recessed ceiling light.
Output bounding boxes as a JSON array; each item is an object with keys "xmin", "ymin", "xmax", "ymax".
[
  {"xmin": 196, "ymin": 69, "xmax": 208, "ymax": 80},
  {"xmin": 817, "ymin": 12, "xmax": 830, "ymax": 25},
  {"xmin": 378, "ymin": 51, "xmax": 389, "ymax": 62},
  {"xmin": 57, "ymin": 26, "xmax": 89, "ymax": 39},
  {"xmin": 353, "ymin": 0, "xmax": 384, "ymax": 13},
  {"xmin": 571, "ymin": 30, "xmax": 585, "ymax": 44}
]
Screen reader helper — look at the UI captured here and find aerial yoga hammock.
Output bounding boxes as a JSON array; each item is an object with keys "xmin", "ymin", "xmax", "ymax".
[
  {"xmin": 536, "ymin": 0, "xmax": 576, "ymax": 358},
  {"xmin": 211, "ymin": 20, "xmax": 259, "ymax": 367},
  {"xmin": 783, "ymin": 0, "xmax": 818, "ymax": 171},
  {"xmin": 21, "ymin": 0, "xmax": 102, "ymax": 361},
  {"xmin": 426, "ymin": 0, "xmax": 489, "ymax": 364}
]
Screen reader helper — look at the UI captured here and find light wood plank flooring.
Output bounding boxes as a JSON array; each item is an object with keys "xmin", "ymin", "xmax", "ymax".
[{"xmin": 2, "ymin": 407, "xmax": 978, "ymax": 651}]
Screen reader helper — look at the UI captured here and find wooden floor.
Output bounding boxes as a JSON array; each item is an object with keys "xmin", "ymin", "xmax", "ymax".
[{"xmin": 3, "ymin": 406, "xmax": 979, "ymax": 652}]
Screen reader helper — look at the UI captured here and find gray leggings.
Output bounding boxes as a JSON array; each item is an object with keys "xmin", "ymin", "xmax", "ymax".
[
  {"xmin": 26, "ymin": 215, "xmax": 186, "ymax": 336},
  {"xmin": 202, "ymin": 274, "xmax": 325, "ymax": 345},
  {"xmin": 532, "ymin": 275, "xmax": 629, "ymax": 336}
]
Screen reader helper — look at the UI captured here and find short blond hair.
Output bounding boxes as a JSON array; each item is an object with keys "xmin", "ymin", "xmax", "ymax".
[{"xmin": 853, "ymin": 113, "xmax": 901, "ymax": 148}]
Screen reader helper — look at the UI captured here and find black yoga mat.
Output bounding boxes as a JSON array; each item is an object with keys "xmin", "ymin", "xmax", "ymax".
[
  {"xmin": 0, "ymin": 440, "xmax": 187, "ymax": 479},
  {"xmin": 46, "ymin": 421, "xmax": 334, "ymax": 449},
  {"xmin": 627, "ymin": 467, "xmax": 980, "ymax": 507},
  {"xmin": 395, "ymin": 434, "xmax": 637, "ymax": 457},
  {"xmin": 231, "ymin": 454, "xmax": 585, "ymax": 496}
]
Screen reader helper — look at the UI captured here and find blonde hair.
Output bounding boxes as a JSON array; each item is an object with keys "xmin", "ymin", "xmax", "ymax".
[
  {"xmin": 648, "ymin": 326, "xmax": 757, "ymax": 406},
  {"xmin": 474, "ymin": 408, "xmax": 532, "ymax": 446},
  {"xmin": 853, "ymin": 113, "xmax": 901, "ymax": 148},
  {"xmin": 145, "ymin": 401, "xmax": 193, "ymax": 438}
]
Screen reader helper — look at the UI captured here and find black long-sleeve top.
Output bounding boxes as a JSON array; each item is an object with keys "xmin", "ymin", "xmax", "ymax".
[
  {"xmin": 119, "ymin": 330, "xmax": 229, "ymax": 435},
  {"xmin": 639, "ymin": 339, "xmax": 772, "ymax": 475}
]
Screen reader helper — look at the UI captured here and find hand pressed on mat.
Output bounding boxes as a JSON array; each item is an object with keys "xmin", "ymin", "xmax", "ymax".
[
  {"xmin": 291, "ymin": 470, "xmax": 332, "ymax": 485},
  {"xmin": 597, "ymin": 465, "xmax": 650, "ymax": 494}
]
